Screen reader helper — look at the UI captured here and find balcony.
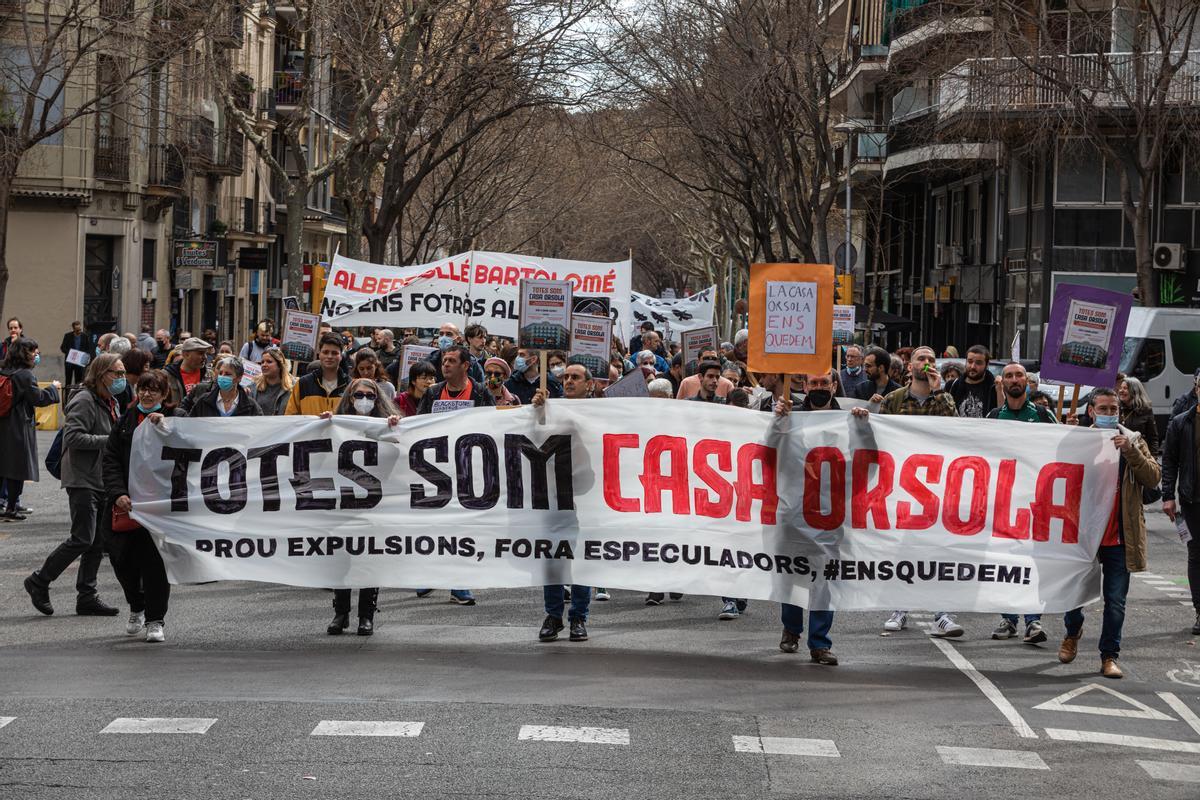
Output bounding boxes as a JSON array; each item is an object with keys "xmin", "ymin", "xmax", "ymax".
[
  {"xmin": 829, "ymin": 43, "xmax": 888, "ymax": 116},
  {"xmin": 178, "ymin": 115, "xmax": 215, "ymax": 169},
  {"xmin": 210, "ymin": 128, "xmax": 245, "ymax": 176},
  {"xmin": 256, "ymin": 87, "xmax": 276, "ymax": 125},
  {"xmin": 274, "ymin": 70, "xmax": 304, "ymax": 108},
  {"xmin": 94, "ymin": 133, "xmax": 130, "ymax": 181},
  {"xmin": 887, "ymin": 1, "xmax": 992, "ymax": 64},
  {"xmin": 99, "ymin": 0, "xmax": 135, "ymax": 20},
  {"xmin": 834, "ymin": 127, "xmax": 888, "ymax": 184},
  {"xmin": 937, "ymin": 51, "xmax": 1200, "ymax": 121},
  {"xmin": 146, "ymin": 143, "xmax": 186, "ymax": 194},
  {"xmin": 214, "ymin": 2, "xmax": 246, "ymax": 49}
]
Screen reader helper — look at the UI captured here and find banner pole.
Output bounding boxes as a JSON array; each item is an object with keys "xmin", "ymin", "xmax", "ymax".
[
  {"xmin": 540, "ymin": 350, "xmax": 548, "ymax": 394},
  {"xmin": 1055, "ymin": 385, "xmax": 1066, "ymax": 421},
  {"xmin": 781, "ymin": 374, "xmax": 791, "ymax": 405},
  {"xmin": 1068, "ymin": 383, "xmax": 1081, "ymax": 417}
]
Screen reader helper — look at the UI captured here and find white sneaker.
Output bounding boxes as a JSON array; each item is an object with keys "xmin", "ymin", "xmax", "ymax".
[
  {"xmin": 931, "ymin": 614, "xmax": 964, "ymax": 638},
  {"xmin": 595, "ymin": 588, "xmax": 611, "ymax": 601},
  {"xmin": 883, "ymin": 611, "xmax": 907, "ymax": 632},
  {"xmin": 144, "ymin": 621, "xmax": 165, "ymax": 643},
  {"xmin": 125, "ymin": 611, "xmax": 145, "ymax": 636},
  {"xmin": 991, "ymin": 619, "xmax": 1017, "ymax": 640}
]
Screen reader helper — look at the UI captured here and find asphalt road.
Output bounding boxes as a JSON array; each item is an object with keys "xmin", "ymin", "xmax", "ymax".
[{"xmin": 2, "ymin": 434, "xmax": 1200, "ymax": 799}]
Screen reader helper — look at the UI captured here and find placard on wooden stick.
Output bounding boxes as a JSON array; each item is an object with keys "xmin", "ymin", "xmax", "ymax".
[{"xmin": 747, "ymin": 263, "xmax": 834, "ymax": 376}]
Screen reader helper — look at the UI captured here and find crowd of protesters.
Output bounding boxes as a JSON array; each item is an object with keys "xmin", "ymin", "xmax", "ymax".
[{"xmin": 1, "ymin": 312, "xmax": 1197, "ymax": 681}]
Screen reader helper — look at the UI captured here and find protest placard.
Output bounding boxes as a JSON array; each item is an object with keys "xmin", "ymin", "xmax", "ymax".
[
  {"xmin": 604, "ymin": 368, "xmax": 650, "ymax": 398},
  {"xmin": 518, "ymin": 278, "xmax": 572, "ymax": 351},
  {"xmin": 569, "ymin": 314, "xmax": 612, "ymax": 381},
  {"xmin": 681, "ymin": 325, "xmax": 719, "ymax": 367},
  {"xmin": 832, "ymin": 304, "xmax": 856, "ymax": 345},
  {"xmin": 280, "ymin": 309, "xmax": 321, "ymax": 365},
  {"xmin": 66, "ymin": 349, "xmax": 90, "ymax": 368},
  {"xmin": 630, "ymin": 286, "xmax": 716, "ymax": 335},
  {"xmin": 748, "ymin": 263, "xmax": 834, "ymax": 375},
  {"xmin": 239, "ymin": 360, "xmax": 262, "ymax": 389},
  {"xmin": 399, "ymin": 345, "xmax": 437, "ymax": 383},
  {"xmin": 1041, "ymin": 284, "xmax": 1132, "ymax": 388}
]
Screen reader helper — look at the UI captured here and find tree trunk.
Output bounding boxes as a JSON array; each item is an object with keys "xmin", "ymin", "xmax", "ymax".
[
  {"xmin": 0, "ymin": 171, "xmax": 12, "ymax": 318},
  {"xmin": 341, "ymin": 195, "xmax": 365, "ymax": 260},
  {"xmin": 366, "ymin": 222, "xmax": 390, "ymax": 264},
  {"xmin": 285, "ymin": 188, "xmax": 305, "ymax": 309},
  {"xmin": 1134, "ymin": 209, "xmax": 1156, "ymax": 308}
]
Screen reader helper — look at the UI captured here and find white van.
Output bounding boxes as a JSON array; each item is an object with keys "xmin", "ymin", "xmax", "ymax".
[{"xmin": 1119, "ymin": 307, "xmax": 1200, "ymax": 432}]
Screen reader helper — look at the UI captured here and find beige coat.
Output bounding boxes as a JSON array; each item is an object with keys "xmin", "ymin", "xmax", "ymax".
[{"xmin": 1118, "ymin": 435, "xmax": 1160, "ymax": 572}]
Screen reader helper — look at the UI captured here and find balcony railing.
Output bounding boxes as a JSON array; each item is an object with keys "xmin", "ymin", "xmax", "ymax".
[
  {"xmin": 211, "ymin": 128, "xmax": 245, "ymax": 175},
  {"xmin": 834, "ymin": 42, "xmax": 888, "ymax": 85},
  {"xmin": 257, "ymin": 87, "xmax": 276, "ymax": 120},
  {"xmin": 146, "ymin": 143, "xmax": 186, "ymax": 191},
  {"xmin": 888, "ymin": 1, "xmax": 986, "ymax": 42},
  {"xmin": 99, "ymin": 0, "xmax": 135, "ymax": 19},
  {"xmin": 835, "ymin": 127, "xmax": 889, "ymax": 174},
  {"xmin": 274, "ymin": 70, "xmax": 304, "ymax": 106},
  {"xmin": 938, "ymin": 51, "xmax": 1200, "ymax": 118},
  {"xmin": 214, "ymin": 2, "xmax": 246, "ymax": 49},
  {"xmin": 179, "ymin": 115, "xmax": 215, "ymax": 168},
  {"xmin": 94, "ymin": 133, "xmax": 130, "ymax": 181}
]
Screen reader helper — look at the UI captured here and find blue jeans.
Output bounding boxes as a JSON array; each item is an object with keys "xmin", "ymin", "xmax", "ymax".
[
  {"xmin": 781, "ymin": 604, "xmax": 834, "ymax": 650},
  {"xmin": 1064, "ymin": 544, "xmax": 1129, "ymax": 659},
  {"xmin": 544, "ymin": 584, "xmax": 590, "ymax": 621},
  {"xmin": 1002, "ymin": 614, "xmax": 1042, "ymax": 625}
]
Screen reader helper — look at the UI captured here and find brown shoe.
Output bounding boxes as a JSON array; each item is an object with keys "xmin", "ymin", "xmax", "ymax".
[
  {"xmin": 810, "ymin": 648, "xmax": 838, "ymax": 666},
  {"xmin": 779, "ymin": 629, "xmax": 799, "ymax": 653},
  {"xmin": 1101, "ymin": 657, "xmax": 1123, "ymax": 679},
  {"xmin": 1058, "ymin": 633, "xmax": 1081, "ymax": 664}
]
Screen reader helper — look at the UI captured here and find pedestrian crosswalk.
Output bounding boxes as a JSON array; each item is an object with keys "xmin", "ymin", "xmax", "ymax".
[
  {"xmin": 0, "ymin": 712, "xmax": 1196, "ymax": 782},
  {"xmin": 1134, "ymin": 573, "xmax": 1193, "ymax": 607}
]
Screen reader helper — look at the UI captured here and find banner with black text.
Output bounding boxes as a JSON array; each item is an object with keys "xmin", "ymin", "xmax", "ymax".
[{"xmin": 130, "ymin": 402, "xmax": 1118, "ymax": 611}]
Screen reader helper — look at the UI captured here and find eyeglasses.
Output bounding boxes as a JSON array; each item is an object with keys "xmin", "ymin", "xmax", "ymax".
[
  {"xmin": 485, "ymin": 371, "xmax": 506, "ymax": 378},
  {"xmin": 136, "ymin": 387, "xmax": 163, "ymax": 395},
  {"xmin": 351, "ymin": 392, "xmax": 377, "ymax": 401},
  {"xmin": 108, "ymin": 369, "xmax": 127, "ymax": 377}
]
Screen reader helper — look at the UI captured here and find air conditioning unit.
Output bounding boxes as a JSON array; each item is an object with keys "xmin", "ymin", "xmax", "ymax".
[
  {"xmin": 1153, "ymin": 242, "xmax": 1184, "ymax": 271},
  {"xmin": 142, "ymin": 280, "xmax": 157, "ymax": 302}
]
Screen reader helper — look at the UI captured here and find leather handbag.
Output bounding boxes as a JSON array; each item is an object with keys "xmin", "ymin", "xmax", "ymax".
[{"xmin": 111, "ymin": 505, "xmax": 139, "ymax": 533}]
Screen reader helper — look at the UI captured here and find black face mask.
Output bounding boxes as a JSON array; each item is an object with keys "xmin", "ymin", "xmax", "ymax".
[{"xmin": 806, "ymin": 389, "xmax": 832, "ymax": 408}]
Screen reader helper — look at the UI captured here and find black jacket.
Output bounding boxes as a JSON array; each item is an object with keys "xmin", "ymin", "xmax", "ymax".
[
  {"xmin": 187, "ymin": 385, "xmax": 263, "ymax": 418},
  {"xmin": 945, "ymin": 373, "xmax": 999, "ymax": 418},
  {"xmin": 854, "ymin": 378, "xmax": 901, "ymax": 401},
  {"xmin": 103, "ymin": 406, "xmax": 176, "ymax": 500},
  {"xmin": 415, "ymin": 378, "xmax": 496, "ymax": 414},
  {"xmin": 1122, "ymin": 407, "xmax": 1159, "ymax": 456},
  {"xmin": 505, "ymin": 371, "xmax": 562, "ymax": 405},
  {"xmin": 60, "ymin": 330, "xmax": 88, "ymax": 356},
  {"xmin": 1162, "ymin": 408, "xmax": 1198, "ymax": 504},
  {"xmin": 1172, "ymin": 389, "xmax": 1199, "ymax": 419}
]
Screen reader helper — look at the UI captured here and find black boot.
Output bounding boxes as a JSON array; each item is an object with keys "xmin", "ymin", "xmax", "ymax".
[
  {"xmin": 538, "ymin": 615, "xmax": 563, "ymax": 642},
  {"xmin": 24, "ymin": 574, "xmax": 52, "ymax": 616},
  {"xmin": 1192, "ymin": 611, "xmax": 1200, "ymax": 636},
  {"xmin": 357, "ymin": 617, "xmax": 374, "ymax": 636},
  {"xmin": 327, "ymin": 612, "xmax": 349, "ymax": 635}
]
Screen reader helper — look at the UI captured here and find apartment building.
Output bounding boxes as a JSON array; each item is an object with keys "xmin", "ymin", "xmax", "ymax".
[
  {"xmin": 825, "ymin": 0, "xmax": 1200, "ymax": 359},
  {"xmin": 3, "ymin": 0, "xmax": 346, "ymax": 374}
]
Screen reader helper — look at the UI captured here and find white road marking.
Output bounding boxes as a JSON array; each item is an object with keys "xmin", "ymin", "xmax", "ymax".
[
  {"xmin": 732, "ymin": 736, "xmax": 839, "ymax": 757},
  {"xmin": 1137, "ymin": 760, "xmax": 1200, "ymax": 783},
  {"xmin": 1139, "ymin": 573, "xmax": 1162, "ymax": 578},
  {"xmin": 101, "ymin": 717, "xmax": 216, "ymax": 735},
  {"xmin": 935, "ymin": 746, "xmax": 1048, "ymax": 769},
  {"xmin": 518, "ymin": 725, "xmax": 629, "ymax": 745},
  {"xmin": 1045, "ymin": 728, "xmax": 1200, "ymax": 753},
  {"xmin": 1142, "ymin": 580, "xmax": 1175, "ymax": 586},
  {"xmin": 922, "ymin": 625, "xmax": 1038, "ymax": 739},
  {"xmin": 1179, "ymin": 601, "xmax": 1194, "ymax": 607},
  {"xmin": 1158, "ymin": 692, "xmax": 1200, "ymax": 737},
  {"xmin": 310, "ymin": 720, "xmax": 424, "ymax": 737},
  {"xmin": 1033, "ymin": 683, "xmax": 1174, "ymax": 720},
  {"xmin": 0, "ymin": 717, "xmax": 13, "ymax": 730}
]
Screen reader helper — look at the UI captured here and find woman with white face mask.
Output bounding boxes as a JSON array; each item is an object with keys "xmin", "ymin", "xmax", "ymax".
[{"xmin": 319, "ymin": 378, "xmax": 401, "ymax": 636}]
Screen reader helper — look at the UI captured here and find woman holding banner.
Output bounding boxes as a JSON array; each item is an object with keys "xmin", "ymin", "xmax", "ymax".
[{"xmin": 319, "ymin": 378, "xmax": 401, "ymax": 636}]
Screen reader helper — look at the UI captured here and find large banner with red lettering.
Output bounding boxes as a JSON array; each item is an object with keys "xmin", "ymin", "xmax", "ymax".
[
  {"xmin": 320, "ymin": 251, "xmax": 632, "ymax": 342},
  {"xmin": 130, "ymin": 401, "xmax": 1119, "ymax": 611}
]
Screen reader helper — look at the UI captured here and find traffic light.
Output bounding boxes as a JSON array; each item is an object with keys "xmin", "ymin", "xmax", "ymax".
[{"xmin": 835, "ymin": 274, "xmax": 854, "ymax": 305}]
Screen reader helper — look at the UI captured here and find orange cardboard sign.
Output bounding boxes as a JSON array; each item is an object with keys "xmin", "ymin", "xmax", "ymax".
[{"xmin": 747, "ymin": 263, "xmax": 834, "ymax": 375}]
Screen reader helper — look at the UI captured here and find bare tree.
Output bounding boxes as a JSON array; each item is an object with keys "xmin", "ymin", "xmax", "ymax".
[
  {"xmin": 0, "ymin": 0, "xmax": 201, "ymax": 315},
  {"xmin": 944, "ymin": 0, "xmax": 1200, "ymax": 305}
]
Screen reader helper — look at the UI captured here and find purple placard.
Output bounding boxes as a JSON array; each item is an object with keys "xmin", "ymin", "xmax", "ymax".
[{"xmin": 1040, "ymin": 283, "xmax": 1133, "ymax": 387}]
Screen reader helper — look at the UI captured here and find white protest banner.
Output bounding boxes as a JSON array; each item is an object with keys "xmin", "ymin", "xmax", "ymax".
[
  {"xmin": 681, "ymin": 326, "xmax": 719, "ymax": 367},
  {"xmin": 132, "ymin": 402, "xmax": 1117, "ymax": 613},
  {"xmin": 239, "ymin": 360, "xmax": 262, "ymax": 390},
  {"xmin": 603, "ymin": 369, "xmax": 650, "ymax": 398},
  {"xmin": 320, "ymin": 251, "xmax": 633, "ymax": 342},
  {"xmin": 280, "ymin": 310, "xmax": 321, "ymax": 363},
  {"xmin": 832, "ymin": 305, "xmax": 856, "ymax": 345},
  {"xmin": 630, "ymin": 286, "xmax": 716, "ymax": 338},
  {"xmin": 518, "ymin": 279, "xmax": 572, "ymax": 350},
  {"xmin": 66, "ymin": 348, "xmax": 91, "ymax": 367},
  {"xmin": 399, "ymin": 345, "xmax": 436, "ymax": 382},
  {"xmin": 569, "ymin": 314, "xmax": 612, "ymax": 380}
]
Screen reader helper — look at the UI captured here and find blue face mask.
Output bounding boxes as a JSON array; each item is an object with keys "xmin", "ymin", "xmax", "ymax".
[
  {"xmin": 438, "ymin": 335, "xmax": 455, "ymax": 350},
  {"xmin": 846, "ymin": 365, "xmax": 860, "ymax": 375},
  {"xmin": 33, "ymin": 353, "xmax": 40, "ymax": 366},
  {"xmin": 513, "ymin": 356, "xmax": 528, "ymax": 373},
  {"xmin": 1093, "ymin": 414, "xmax": 1119, "ymax": 429},
  {"xmin": 109, "ymin": 377, "xmax": 127, "ymax": 396},
  {"xmin": 137, "ymin": 402, "xmax": 162, "ymax": 414},
  {"xmin": 216, "ymin": 375, "xmax": 236, "ymax": 391}
]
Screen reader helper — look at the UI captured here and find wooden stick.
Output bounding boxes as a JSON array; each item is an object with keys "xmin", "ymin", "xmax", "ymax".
[
  {"xmin": 782, "ymin": 374, "xmax": 791, "ymax": 404},
  {"xmin": 1068, "ymin": 383, "xmax": 1081, "ymax": 417},
  {"xmin": 1055, "ymin": 386, "xmax": 1066, "ymax": 420},
  {"xmin": 539, "ymin": 350, "xmax": 548, "ymax": 394},
  {"xmin": 835, "ymin": 347, "xmax": 841, "ymax": 373}
]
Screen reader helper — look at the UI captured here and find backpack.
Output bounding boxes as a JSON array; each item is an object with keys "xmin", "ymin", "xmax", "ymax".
[
  {"xmin": 45, "ymin": 428, "xmax": 64, "ymax": 480},
  {"xmin": 0, "ymin": 373, "xmax": 11, "ymax": 417}
]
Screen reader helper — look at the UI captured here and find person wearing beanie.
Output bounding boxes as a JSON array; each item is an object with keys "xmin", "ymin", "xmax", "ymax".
[{"xmin": 483, "ymin": 357, "xmax": 520, "ymax": 406}]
